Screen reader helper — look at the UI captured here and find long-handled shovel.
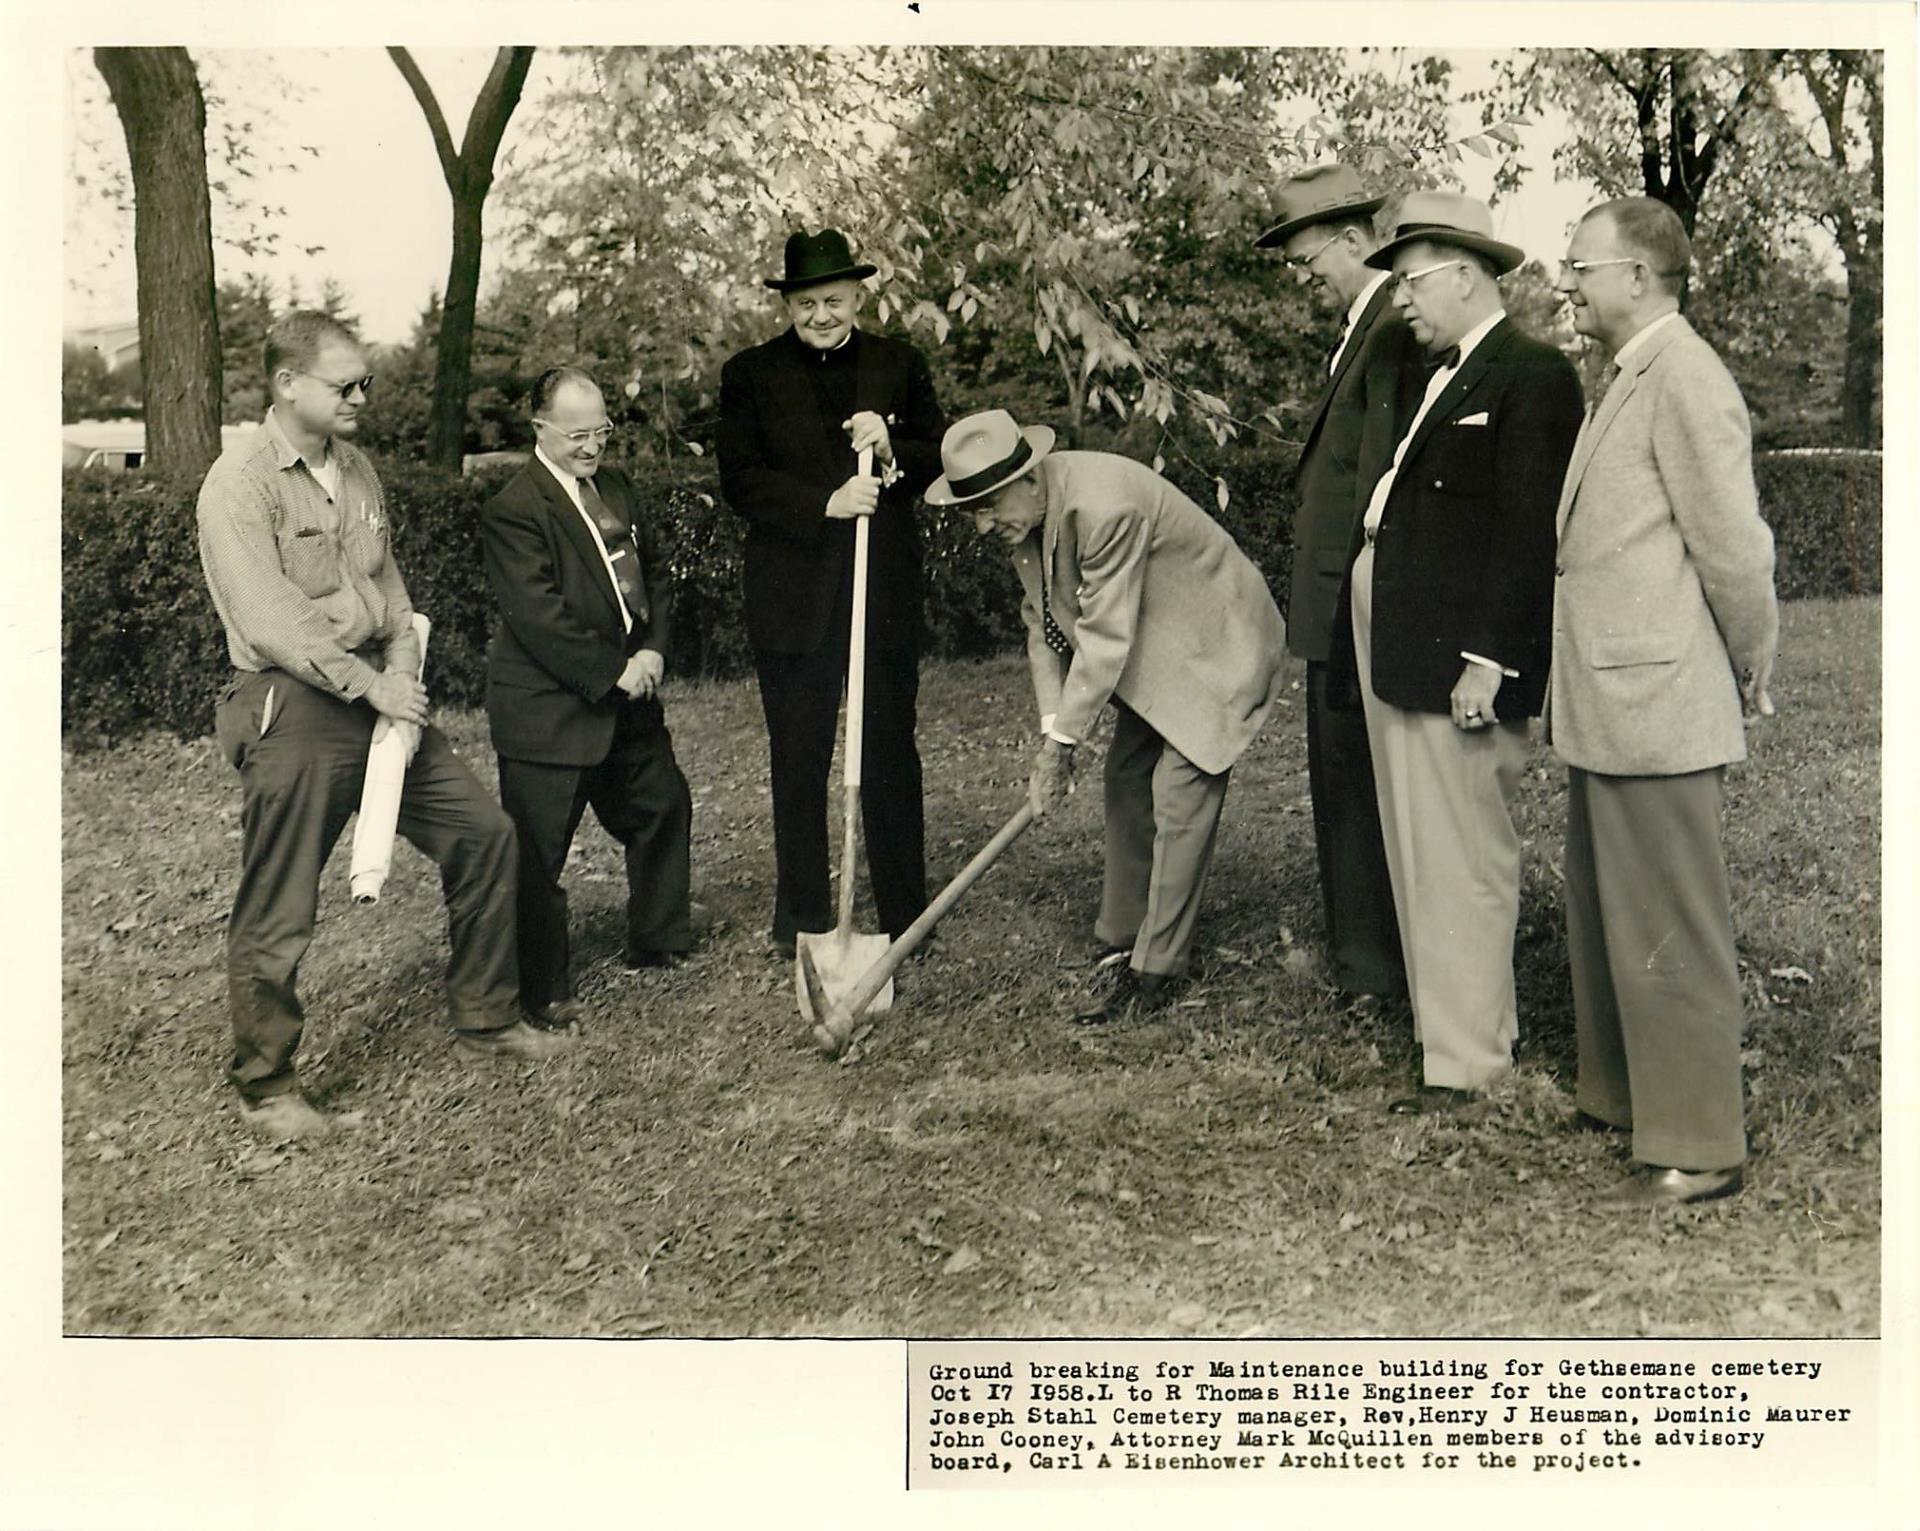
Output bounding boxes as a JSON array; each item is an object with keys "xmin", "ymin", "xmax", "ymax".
[
  {"xmin": 794, "ymin": 447, "xmax": 895, "ymax": 1023},
  {"xmin": 807, "ymin": 801, "xmax": 1037, "ymax": 1059}
]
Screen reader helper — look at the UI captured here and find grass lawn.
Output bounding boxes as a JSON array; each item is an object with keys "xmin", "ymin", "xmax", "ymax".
[{"xmin": 61, "ymin": 597, "xmax": 1880, "ymax": 1337}]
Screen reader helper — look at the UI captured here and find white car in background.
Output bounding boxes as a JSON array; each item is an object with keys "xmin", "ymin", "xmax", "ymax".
[{"xmin": 63, "ymin": 420, "xmax": 258, "ymax": 471}]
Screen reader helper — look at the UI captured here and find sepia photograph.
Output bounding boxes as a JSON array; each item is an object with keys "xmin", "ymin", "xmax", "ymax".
[{"xmin": 11, "ymin": 0, "xmax": 1915, "ymax": 1526}]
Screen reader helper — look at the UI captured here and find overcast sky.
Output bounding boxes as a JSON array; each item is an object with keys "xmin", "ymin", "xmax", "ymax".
[{"xmin": 65, "ymin": 48, "xmax": 1594, "ymax": 347}]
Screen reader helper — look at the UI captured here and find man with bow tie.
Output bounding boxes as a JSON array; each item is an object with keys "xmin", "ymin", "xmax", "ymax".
[
  {"xmin": 1256, "ymin": 164, "xmax": 1422, "ymax": 1006},
  {"xmin": 1548, "ymin": 198, "xmax": 1778, "ymax": 1206},
  {"xmin": 1328, "ymin": 192, "xmax": 1584, "ymax": 1115},
  {"xmin": 482, "ymin": 366, "xmax": 694, "ymax": 1031}
]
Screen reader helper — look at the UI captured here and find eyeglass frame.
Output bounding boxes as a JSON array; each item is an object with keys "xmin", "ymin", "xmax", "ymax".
[
  {"xmin": 292, "ymin": 370, "xmax": 375, "ymax": 400},
  {"xmin": 1391, "ymin": 257, "xmax": 1468, "ymax": 293},
  {"xmin": 1558, "ymin": 256, "xmax": 1643, "ymax": 281},
  {"xmin": 533, "ymin": 419, "xmax": 615, "ymax": 446},
  {"xmin": 1281, "ymin": 229, "xmax": 1346, "ymax": 273}
]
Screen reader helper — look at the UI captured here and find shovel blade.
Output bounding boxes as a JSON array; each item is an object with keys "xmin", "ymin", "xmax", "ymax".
[{"xmin": 795, "ymin": 929, "xmax": 894, "ymax": 1024}]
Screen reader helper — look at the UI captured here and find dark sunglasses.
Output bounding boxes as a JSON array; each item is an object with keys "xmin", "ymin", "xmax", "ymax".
[{"xmin": 297, "ymin": 371, "xmax": 375, "ymax": 400}]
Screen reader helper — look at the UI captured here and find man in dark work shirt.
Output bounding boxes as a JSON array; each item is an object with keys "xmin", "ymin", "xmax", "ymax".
[{"xmin": 716, "ymin": 229, "xmax": 948, "ymax": 954}]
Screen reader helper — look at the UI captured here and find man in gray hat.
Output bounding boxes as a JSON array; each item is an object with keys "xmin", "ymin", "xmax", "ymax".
[
  {"xmin": 927, "ymin": 411, "xmax": 1286, "ymax": 1020},
  {"xmin": 1256, "ymin": 164, "xmax": 1421, "ymax": 1006},
  {"xmin": 1331, "ymin": 192, "xmax": 1583, "ymax": 1115},
  {"xmin": 717, "ymin": 229, "xmax": 948, "ymax": 956}
]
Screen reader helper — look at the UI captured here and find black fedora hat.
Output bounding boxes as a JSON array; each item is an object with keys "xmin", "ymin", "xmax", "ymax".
[
  {"xmin": 1254, "ymin": 164, "xmax": 1387, "ymax": 249},
  {"xmin": 764, "ymin": 229, "xmax": 878, "ymax": 293}
]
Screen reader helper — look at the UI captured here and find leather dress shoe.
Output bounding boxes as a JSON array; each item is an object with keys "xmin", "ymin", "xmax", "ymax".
[
  {"xmin": 1599, "ymin": 1164, "xmax": 1744, "ymax": 1207},
  {"xmin": 771, "ymin": 935, "xmax": 797, "ymax": 960},
  {"xmin": 1387, "ymin": 1086, "xmax": 1478, "ymax": 1117},
  {"xmin": 622, "ymin": 945, "xmax": 691, "ymax": 968},
  {"xmin": 524, "ymin": 999, "xmax": 582, "ymax": 1032},
  {"xmin": 235, "ymin": 1091, "xmax": 337, "ymax": 1142},
  {"xmin": 624, "ymin": 947, "xmax": 688, "ymax": 970},
  {"xmin": 1072, "ymin": 967, "xmax": 1178, "ymax": 1024},
  {"xmin": 453, "ymin": 1019, "xmax": 576, "ymax": 1064}
]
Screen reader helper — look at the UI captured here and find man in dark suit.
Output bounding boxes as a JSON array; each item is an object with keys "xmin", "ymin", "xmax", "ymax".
[
  {"xmin": 717, "ymin": 229, "xmax": 947, "ymax": 954},
  {"xmin": 482, "ymin": 367, "xmax": 693, "ymax": 1031},
  {"xmin": 1256, "ymin": 164, "xmax": 1420, "ymax": 1003},
  {"xmin": 1332, "ymin": 192, "xmax": 1584, "ymax": 1115}
]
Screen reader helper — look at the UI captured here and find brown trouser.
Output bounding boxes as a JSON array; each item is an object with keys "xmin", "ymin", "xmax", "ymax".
[
  {"xmin": 1566, "ymin": 766, "xmax": 1747, "ymax": 1171},
  {"xmin": 215, "ymin": 670, "xmax": 520, "ymax": 1103}
]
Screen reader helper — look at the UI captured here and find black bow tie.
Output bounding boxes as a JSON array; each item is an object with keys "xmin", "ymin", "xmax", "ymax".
[{"xmin": 1424, "ymin": 345, "xmax": 1462, "ymax": 374}]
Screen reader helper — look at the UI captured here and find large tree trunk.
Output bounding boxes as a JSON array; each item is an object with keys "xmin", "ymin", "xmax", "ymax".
[
  {"xmin": 94, "ymin": 47, "xmax": 222, "ymax": 478},
  {"xmin": 390, "ymin": 46, "xmax": 535, "ymax": 469},
  {"xmin": 1838, "ymin": 239, "xmax": 1880, "ymax": 448}
]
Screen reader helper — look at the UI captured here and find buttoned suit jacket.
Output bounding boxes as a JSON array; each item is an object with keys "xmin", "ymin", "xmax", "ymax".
[
  {"xmin": 1013, "ymin": 452, "xmax": 1286, "ymax": 777},
  {"xmin": 716, "ymin": 327, "xmax": 946, "ymax": 656},
  {"xmin": 482, "ymin": 459, "xmax": 672, "ymax": 769},
  {"xmin": 1547, "ymin": 316, "xmax": 1778, "ymax": 776},
  {"xmin": 1289, "ymin": 282, "xmax": 1423, "ymax": 661},
  {"xmin": 1336, "ymin": 316, "xmax": 1584, "ymax": 720}
]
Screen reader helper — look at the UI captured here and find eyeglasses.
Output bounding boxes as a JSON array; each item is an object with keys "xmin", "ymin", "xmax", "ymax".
[
  {"xmin": 1392, "ymin": 258, "xmax": 1466, "ymax": 293},
  {"xmin": 1558, "ymin": 257, "xmax": 1641, "ymax": 281},
  {"xmin": 297, "ymin": 371, "xmax": 374, "ymax": 400},
  {"xmin": 534, "ymin": 420, "xmax": 615, "ymax": 445},
  {"xmin": 1282, "ymin": 230, "xmax": 1343, "ymax": 272}
]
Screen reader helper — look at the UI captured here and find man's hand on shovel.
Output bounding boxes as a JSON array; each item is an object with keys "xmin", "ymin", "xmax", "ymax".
[{"xmin": 1029, "ymin": 736, "xmax": 1075, "ymax": 819}]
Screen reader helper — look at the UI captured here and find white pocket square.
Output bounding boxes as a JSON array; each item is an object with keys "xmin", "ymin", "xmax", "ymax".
[{"xmin": 1454, "ymin": 411, "xmax": 1490, "ymax": 426}]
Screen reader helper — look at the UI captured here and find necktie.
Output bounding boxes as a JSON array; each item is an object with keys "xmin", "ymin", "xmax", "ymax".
[
  {"xmin": 1326, "ymin": 331, "xmax": 1346, "ymax": 376},
  {"xmin": 578, "ymin": 475, "xmax": 648, "ymax": 630},
  {"xmin": 1030, "ymin": 532, "xmax": 1072, "ymax": 657},
  {"xmin": 1587, "ymin": 360, "xmax": 1621, "ymax": 415},
  {"xmin": 1423, "ymin": 344, "xmax": 1462, "ymax": 375}
]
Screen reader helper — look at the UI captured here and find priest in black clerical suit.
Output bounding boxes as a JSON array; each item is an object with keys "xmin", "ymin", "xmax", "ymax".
[{"xmin": 716, "ymin": 229, "xmax": 948, "ymax": 951}]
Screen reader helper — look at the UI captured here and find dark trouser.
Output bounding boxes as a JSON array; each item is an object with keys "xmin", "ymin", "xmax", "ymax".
[
  {"xmin": 1565, "ymin": 766, "xmax": 1746, "ymax": 1172},
  {"xmin": 497, "ymin": 695, "xmax": 693, "ymax": 1010},
  {"xmin": 1305, "ymin": 658, "xmax": 1406, "ymax": 996},
  {"xmin": 752, "ymin": 635, "xmax": 926, "ymax": 944},
  {"xmin": 1093, "ymin": 701, "xmax": 1232, "ymax": 978},
  {"xmin": 214, "ymin": 670, "xmax": 520, "ymax": 1104}
]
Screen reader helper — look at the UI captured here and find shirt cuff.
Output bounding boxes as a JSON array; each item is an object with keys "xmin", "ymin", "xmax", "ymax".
[{"xmin": 1461, "ymin": 651, "xmax": 1519, "ymax": 680}]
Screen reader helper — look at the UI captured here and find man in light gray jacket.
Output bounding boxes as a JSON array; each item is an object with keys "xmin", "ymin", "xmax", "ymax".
[
  {"xmin": 927, "ymin": 410, "xmax": 1286, "ymax": 1020},
  {"xmin": 1549, "ymin": 197, "xmax": 1779, "ymax": 1206}
]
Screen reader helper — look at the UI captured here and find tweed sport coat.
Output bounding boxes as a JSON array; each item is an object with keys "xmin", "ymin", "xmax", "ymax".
[
  {"xmin": 1289, "ymin": 281, "xmax": 1423, "ymax": 661},
  {"xmin": 716, "ymin": 327, "xmax": 946, "ymax": 656},
  {"xmin": 481, "ymin": 459, "xmax": 673, "ymax": 769},
  {"xmin": 1013, "ymin": 452, "xmax": 1286, "ymax": 777},
  {"xmin": 1331, "ymin": 316, "xmax": 1584, "ymax": 720},
  {"xmin": 1546, "ymin": 316, "xmax": 1779, "ymax": 776}
]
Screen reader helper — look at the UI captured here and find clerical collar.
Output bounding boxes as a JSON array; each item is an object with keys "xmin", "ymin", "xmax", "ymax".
[{"xmin": 793, "ymin": 327, "xmax": 859, "ymax": 362}]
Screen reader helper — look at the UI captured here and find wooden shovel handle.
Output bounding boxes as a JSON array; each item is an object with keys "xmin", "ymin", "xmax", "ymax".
[
  {"xmin": 818, "ymin": 801, "xmax": 1037, "ymax": 1053},
  {"xmin": 835, "ymin": 446, "xmax": 875, "ymax": 936}
]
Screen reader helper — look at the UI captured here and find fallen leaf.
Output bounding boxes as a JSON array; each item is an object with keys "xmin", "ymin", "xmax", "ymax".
[
  {"xmin": 94, "ymin": 1229, "xmax": 120, "ymax": 1254},
  {"xmin": 564, "ymin": 1251, "xmax": 594, "ymax": 1273},
  {"xmin": 1338, "ymin": 1211, "xmax": 1365, "ymax": 1232},
  {"xmin": 1770, "ymin": 965, "xmax": 1814, "ymax": 983},
  {"xmin": 943, "ymin": 1244, "xmax": 982, "ymax": 1275},
  {"xmin": 1169, "ymin": 1302, "xmax": 1208, "ymax": 1327},
  {"xmin": 1190, "ymin": 1234, "xmax": 1220, "ymax": 1247}
]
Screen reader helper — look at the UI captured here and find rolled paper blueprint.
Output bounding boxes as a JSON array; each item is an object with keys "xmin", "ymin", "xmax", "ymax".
[{"xmin": 348, "ymin": 611, "xmax": 431, "ymax": 904}]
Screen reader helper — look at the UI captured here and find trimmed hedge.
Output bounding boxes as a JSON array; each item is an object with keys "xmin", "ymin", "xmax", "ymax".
[{"xmin": 60, "ymin": 445, "xmax": 1878, "ymax": 746}]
